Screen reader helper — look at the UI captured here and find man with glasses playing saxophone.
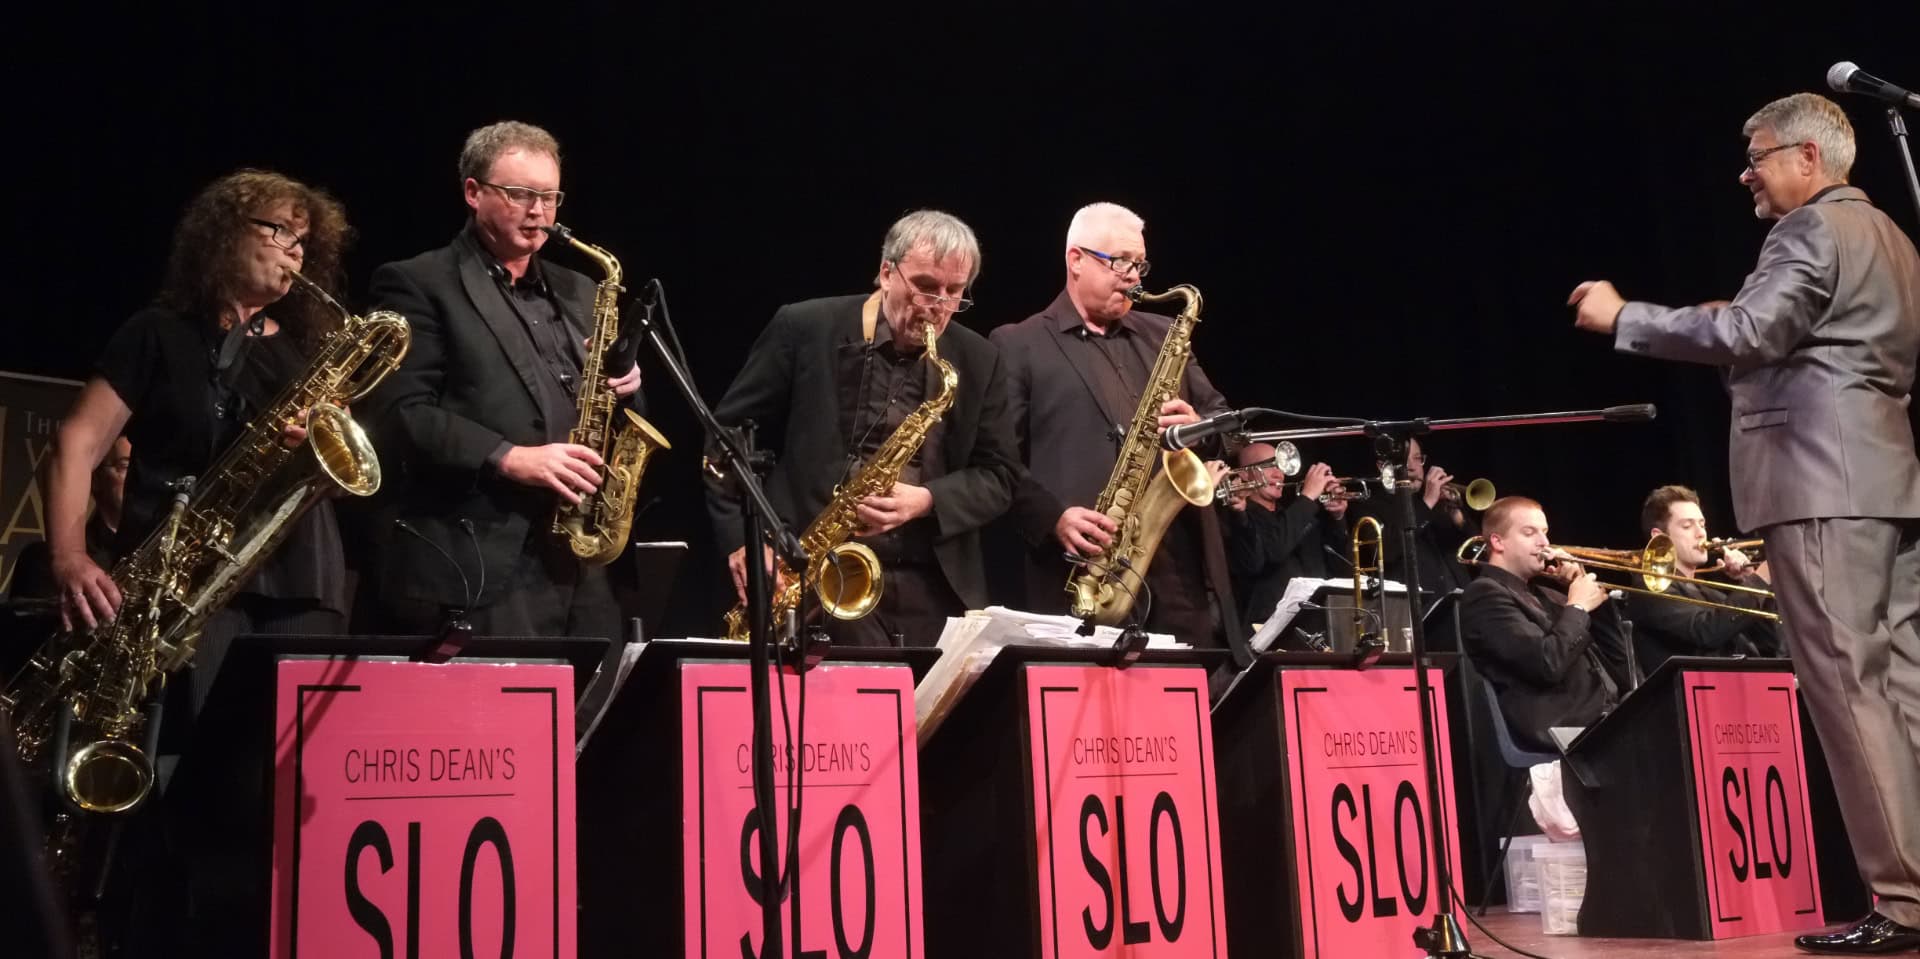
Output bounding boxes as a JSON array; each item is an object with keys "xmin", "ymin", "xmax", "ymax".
[
  {"xmin": 993, "ymin": 202, "xmax": 1240, "ymax": 652},
  {"xmin": 358, "ymin": 121, "xmax": 641, "ymax": 643},
  {"xmin": 706, "ymin": 210, "xmax": 1017, "ymax": 648},
  {"xmin": 1626, "ymin": 485, "xmax": 1780, "ymax": 673}
]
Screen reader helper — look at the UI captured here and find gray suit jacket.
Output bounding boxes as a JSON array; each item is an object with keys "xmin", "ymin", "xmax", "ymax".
[{"xmin": 1615, "ymin": 186, "xmax": 1920, "ymax": 531}]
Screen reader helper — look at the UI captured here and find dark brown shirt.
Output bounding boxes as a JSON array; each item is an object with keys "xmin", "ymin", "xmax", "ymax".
[{"xmin": 838, "ymin": 315, "xmax": 945, "ymax": 562}]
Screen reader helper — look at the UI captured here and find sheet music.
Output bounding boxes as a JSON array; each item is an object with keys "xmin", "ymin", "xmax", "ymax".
[
  {"xmin": 575, "ymin": 640, "xmax": 649, "ymax": 755},
  {"xmin": 1247, "ymin": 577, "xmax": 1412, "ymax": 653},
  {"xmin": 913, "ymin": 606, "xmax": 1185, "ymax": 742}
]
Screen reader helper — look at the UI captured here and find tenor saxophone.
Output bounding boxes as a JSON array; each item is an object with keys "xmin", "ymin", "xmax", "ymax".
[
  {"xmin": 1, "ymin": 273, "xmax": 410, "ymax": 825},
  {"xmin": 542, "ymin": 224, "xmax": 671, "ymax": 565},
  {"xmin": 1066, "ymin": 284, "xmax": 1216, "ymax": 626},
  {"xmin": 721, "ymin": 316, "xmax": 958, "ymax": 641}
]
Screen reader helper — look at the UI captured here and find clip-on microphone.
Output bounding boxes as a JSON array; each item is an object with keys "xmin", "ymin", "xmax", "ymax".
[{"xmin": 395, "ymin": 519, "xmax": 484, "ymax": 663}]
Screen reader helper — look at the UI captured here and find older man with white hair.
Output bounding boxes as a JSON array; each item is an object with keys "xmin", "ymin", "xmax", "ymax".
[
  {"xmin": 1571, "ymin": 92, "xmax": 1920, "ymax": 954},
  {"xmin": 992, "ymin": 202, "xmax": 1244, "ymax": 658}
]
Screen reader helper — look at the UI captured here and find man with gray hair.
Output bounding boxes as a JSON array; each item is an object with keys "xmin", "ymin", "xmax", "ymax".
[
  {"xmin": 1571, "ymin": 92, "xmax": 1920, "ymax": 953},
  {"xmin": 992, "ymin": 202, "xmax": 1245, "ymax": 659},
  {"xmin": 706, "ymin": 209, "xmax": 1017, "ymax": 648},
  {"xmin": 359, "ymin": 120, "xmax": 643, "ymax": 644}
]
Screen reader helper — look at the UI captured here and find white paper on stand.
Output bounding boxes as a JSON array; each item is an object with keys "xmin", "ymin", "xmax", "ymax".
[
  {"xmin": 913, "ymin": 606, "xmax": 1185, "ymax": 742},
  {"xmin": 1247, "ymin": 577, "xmax": 1413, "ymax": 653}
]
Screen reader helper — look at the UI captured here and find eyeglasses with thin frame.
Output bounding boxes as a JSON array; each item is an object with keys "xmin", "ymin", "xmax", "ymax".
[
  {"xmin": 1743, "ymin": 142, "xmax": 1804, "ymax": 173},
  {"xmin": 888, "ymin": 261, "xmax": 974, "ymax": 313},
  {"xmin": 248, "ymin": 217, "xmax": 307, "ymax": 253},
  {"xmin": 1076, "ymin": 245, "xmax": 1151, "ymax": 279},
  {"xmin": 478, "ymin": 180, "xmax": 566, "ymax": 210}
]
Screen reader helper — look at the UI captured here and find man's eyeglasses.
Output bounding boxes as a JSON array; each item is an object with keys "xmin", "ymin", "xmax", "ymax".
[
  {"xmin": 1744, "ymin": 142, "xmax": 1804, "ymax": 172},
  {"xmin": 479, "ymin": 180, "xmax": 566, "ymax": 210},
  {"xmin": 1077, "ymin": 246, "xmax": 1151, "ymax": 279},
  {"xmin": 889, "ymin": 262, "xmax": 974, "ymax": 313},
  {"xmin": 249, "ymin": 218, "xmax": 307, "ymax": 252}
]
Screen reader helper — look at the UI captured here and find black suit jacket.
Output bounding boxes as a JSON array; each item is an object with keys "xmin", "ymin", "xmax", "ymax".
[
  {"xmin": 704, "ymin": 294, "xmax": 1017, "ymax": 608},
  {"xmin": 1624, "ymin": 574, "xmax": 1780, "ymax": 672},
  {"xmin": 1226, "ymin": 496, "xmax": 1349, "ymax": 628},
  {"xmin": 1460, "ymin": 565, "xmax": 1635, "ymax": 753},
  {"xmin": 360, "ymin": 228, "xmax": 613, "ymax": 608},
  {"xmin": 990, "ymin": 291, "xmax": 1242, "ymax": 640}
]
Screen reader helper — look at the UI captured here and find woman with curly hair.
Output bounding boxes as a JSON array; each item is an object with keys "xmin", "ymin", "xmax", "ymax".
[{"xmin": 42, "ymin": 168, "xmax": 356, "ymax": 715}]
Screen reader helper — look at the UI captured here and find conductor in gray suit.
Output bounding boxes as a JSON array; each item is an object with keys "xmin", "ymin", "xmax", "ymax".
[{"xmin": 1570, "ymin": 92, "xmax": 1920, "ymax": 954}]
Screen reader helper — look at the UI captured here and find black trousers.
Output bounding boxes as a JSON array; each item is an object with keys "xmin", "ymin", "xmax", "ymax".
[
  {"xmin": 366, "ymin": 543, "xmax": 622, "ymax": 646},
  {"xmin": 823, "ymin": 563, "xmax": 964, "ymax": 649}
]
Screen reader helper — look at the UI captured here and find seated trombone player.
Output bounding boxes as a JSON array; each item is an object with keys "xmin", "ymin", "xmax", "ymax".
[
  {"xmin": 1627, "ymin": 485, "xmax": 1781, "ymax": 672},
  {"xmin": 1459, "ymin": 496, "xmax": 1635, "ymax": 753}
]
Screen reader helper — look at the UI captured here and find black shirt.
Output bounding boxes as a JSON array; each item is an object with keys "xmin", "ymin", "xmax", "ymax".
[
  {"xmin": 94, "ymin": 305, "xmax": 347, "ymax": 612},
  {"xmin": 1625, "ymin": 572, "xmax": 1782, "ymax": 672},
  {"xmin": 483, "ymin": 246, "xmax": 582, "ymax": 441},
  {"xmin": 1227, "ymin": 495, "xmax": 1349, "ymax": 627},
  {"xmin": 837, "ymin": 315, "xmax": 943, "ymax": 563},
  {"xmin": 1057, "ymin": 312, "xmax": 1150, "ymax": 443}
]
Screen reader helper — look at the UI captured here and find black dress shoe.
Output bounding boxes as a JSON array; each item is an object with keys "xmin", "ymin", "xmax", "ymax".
[{"xmin": 1795, "ymin": 913, "xmax": 1920, "ymax": 954}]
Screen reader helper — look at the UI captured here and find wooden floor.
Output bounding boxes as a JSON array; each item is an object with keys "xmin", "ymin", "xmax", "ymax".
[{"xmin": 1466, "ymin": 909, "xmax": 1833, "ymax": 957}]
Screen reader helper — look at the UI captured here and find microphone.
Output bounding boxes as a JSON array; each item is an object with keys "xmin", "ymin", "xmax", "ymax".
[
  {"xmin": 1161, "ymin": 408, "xmax": 1247, "ymax": 452},
  {"xmin": 1323, "ymin": 544, "xmax": 1355, "ymax": 570},
  {"xmin": 1828, "ymin": 62, "xmax": 1920, "ymax": 110},
  {"xmin": 1602, "ymin": 403, "xmax": 1657, "ymax": 424},
  {"xmin": 394, "ymin": 519, "xmax": 479, "ymax": 663}
]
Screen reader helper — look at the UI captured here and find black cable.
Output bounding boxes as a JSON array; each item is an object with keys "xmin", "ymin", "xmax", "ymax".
[{"xmin": 1448, "ymin": 880, "xmax": 1559, "ymax": 959}]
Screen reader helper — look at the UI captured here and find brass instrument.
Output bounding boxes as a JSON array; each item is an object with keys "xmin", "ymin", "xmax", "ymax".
[
  {"xmin": 2, "ymin": 273, "xmax": 410, "ymax": 824},
  {"xmin": 541, "ymin": 223, "xmax": 671, "ymax": 565},
  {"xmin": 1454, "ymin": 533, "xmax": 1778, "ymax": 620},
  {"xmin": 1698, "ymin": 537, "xmax": 1765, "ymax": 574},
  {"xmin": 1212, "ymin": 441, "xmax": 1301, "ymax": 502},
  {"xmin": 1291, "ymin": 478, "xmax": 1374, "ymax": 503},
  {"xmin": 1068, "ymin": 284, "xmax": 1215, "ymax": 626},
  {"xmin": 1351, "ymin": 515, "xmax": 1387, "ymax": 646},
  {"xmin": 722, "ymin": 313, "xmax": 959, "ymax": 641},
  {"xmin": 1444, "ymin": 478, "xmax": 1497, "ymax": 511}
]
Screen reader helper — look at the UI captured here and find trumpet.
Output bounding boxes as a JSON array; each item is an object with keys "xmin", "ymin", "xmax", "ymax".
[
  {"xmin": 1442, "ymin": 478, "xmax": 1497, "ymax": 511},
  {"xmin": 1455, "ymin": 533, "xmax": 1778, "ymax": 620},
  {"xmin": 1213, "ymin": 442, "xmax": 1303, "ymax": 503}
]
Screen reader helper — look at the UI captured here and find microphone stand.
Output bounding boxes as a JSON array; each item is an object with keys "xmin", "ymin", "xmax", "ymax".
[
  {"xmin": 1245, "ymin": 404, "xmax": 1655, "ymax": 959},
  {"xmin": 631, "ymin": 284, "xmax": 804, "ymax": 957},
  {"xmin": 1882, "ymin": 106, "xmax": 1920, "ymax": 231}
]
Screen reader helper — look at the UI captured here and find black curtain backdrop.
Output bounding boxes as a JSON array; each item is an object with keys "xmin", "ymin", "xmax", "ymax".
[{"xmin": 13, "ymin": 5, "xmax": 1918, "ymax": 638}]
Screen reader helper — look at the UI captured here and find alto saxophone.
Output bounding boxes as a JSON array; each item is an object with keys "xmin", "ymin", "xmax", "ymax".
[
  {"xmin": 722, "ymin": 316, "xmax": 958, "ymax": 641},
  {"xmin": 542, "ymin": 223, "xmax": 671, "ymax": 565},
  {"xmin": 1066, "ymin": 284, "xmax": 1216, "ymax": 626},
  {"xmin": 1, "ymin": 273, "xmax": 409, "ymax": 827}
]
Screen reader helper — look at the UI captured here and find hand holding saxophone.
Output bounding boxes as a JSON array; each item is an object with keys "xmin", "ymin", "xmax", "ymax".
[
  {"xmin": 52, "ymin": 551, "xmax": 122, "ymax": 633},
  {"xmin": 1056, "ymin": 506, "xmax": 1118, "ymax": 556},
  {"xmin": 855, "ymin": 482, "xmax": 933, "ymax": 536},
  {"xmin": 500, "ymin": 443, "xmax": 605, "ymax": 505}
]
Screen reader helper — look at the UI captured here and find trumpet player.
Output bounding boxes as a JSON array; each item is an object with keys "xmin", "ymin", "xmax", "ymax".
[
  {"xmin": 357, "ymin": 121, "xmax": 641, "ymax": 642},
  {"xmin": 1375, "ymin": 436, "xmax": 1477, "ymax": 602},
  {"xmin": 1224, "ymin": 444, "xmax": 1351, "ymax": 632},
  {"xmin": 1459, "ymin": 496, "xmax": 1633, "ymax": 753},
  {"xmin": 1628, "ymin": 485, "xmax": 1781, "ymax": 671}
]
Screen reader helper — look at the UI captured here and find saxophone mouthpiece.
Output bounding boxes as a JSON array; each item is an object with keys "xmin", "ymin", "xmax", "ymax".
[
  {"xmin": 1125, "ymin": 284, "xmax": 1147, "ymax": 302},
  {"xmin": 542, "ymin": 223, "xmax": 574, "ymax": 243}
]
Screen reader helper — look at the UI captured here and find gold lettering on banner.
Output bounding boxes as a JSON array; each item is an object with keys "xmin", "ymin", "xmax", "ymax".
[{"xmin": 1, "ymin": 437, "xmax": 53, "ymax": 546}]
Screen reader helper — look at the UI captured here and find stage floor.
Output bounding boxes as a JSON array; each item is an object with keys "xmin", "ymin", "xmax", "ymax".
[{"xmin": 1470, "ymin": 910, "xmax": 1828, "ymax": 957}]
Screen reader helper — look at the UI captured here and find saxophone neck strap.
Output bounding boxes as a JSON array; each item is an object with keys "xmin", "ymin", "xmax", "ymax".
[{"xmin": 862, "ymin": 290, "xmax": 883, "ymax": 344}]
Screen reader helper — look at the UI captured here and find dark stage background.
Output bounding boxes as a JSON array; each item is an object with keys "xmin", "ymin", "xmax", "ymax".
[{"xmin": 12, "ymin": 6, "xmax": 1919, "ymax": 638}]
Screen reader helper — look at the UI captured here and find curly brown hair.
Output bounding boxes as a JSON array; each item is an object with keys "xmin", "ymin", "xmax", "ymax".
[{"xmin": 154, "ymin": 169, "xmax": 352, "ymax": 350}]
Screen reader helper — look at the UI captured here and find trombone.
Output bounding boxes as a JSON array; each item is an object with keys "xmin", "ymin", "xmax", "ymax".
[
  {"xmin": 1352, "ymin": 516, "xmax": 1387, "ymax": 648},
  {"xmin": 1454, "ymin": 532, "xmax": 1779, "ymax": 621},
  {"xmin": 1698, "ymin": 537, "xmax": 1764, "ymax": 575}
]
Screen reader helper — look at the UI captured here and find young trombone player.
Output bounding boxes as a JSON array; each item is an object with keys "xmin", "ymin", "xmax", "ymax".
[
  {"xmin": 1626, "ymin": 485, "xmax": 1781, "ymax": 672},
  {"xmin": 1457, "ymin": 496, "xmax": 1633, "ymax": 753}
]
